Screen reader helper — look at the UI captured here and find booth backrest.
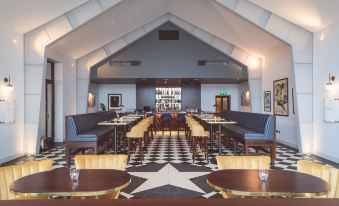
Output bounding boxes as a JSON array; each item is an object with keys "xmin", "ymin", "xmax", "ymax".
[
  {"xmin": 221, "ymin": 111, "xmax": 275, "ymax": 140},
  {"xmin": 66, "ymin": 111, "xmax": 117, "ymax": 140}
]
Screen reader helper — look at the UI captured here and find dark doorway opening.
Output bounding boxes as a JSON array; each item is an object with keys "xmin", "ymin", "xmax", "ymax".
[{"xmin": 45, "ymin": 61, "xmax": 55, "ymax": 148}]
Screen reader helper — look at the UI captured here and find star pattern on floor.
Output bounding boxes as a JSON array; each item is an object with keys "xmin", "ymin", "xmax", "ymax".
[{"xmin": 129, "ymin": 163, "xmax": 209, "ymax": 194}]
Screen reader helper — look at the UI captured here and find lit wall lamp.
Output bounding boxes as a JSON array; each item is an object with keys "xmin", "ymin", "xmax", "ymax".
[
  {"xmin": 326, "ymin": 74, "xmax": 335, "ymax": 90},
  {"xmin": 4, "ymin": 76, "xmax": 13, "ymax": 91}
]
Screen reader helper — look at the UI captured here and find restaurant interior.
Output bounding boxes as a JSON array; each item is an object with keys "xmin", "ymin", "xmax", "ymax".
[{"xmin": 1, "ymin": 0, "xmax": 339, "ymax": 205}]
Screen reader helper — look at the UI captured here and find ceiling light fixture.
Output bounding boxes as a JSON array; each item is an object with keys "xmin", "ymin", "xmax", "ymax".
[
  {"xmin": 326, "ymin": 74, "xmax": 335, "ymax": 90},
  {"xmin": 109, "ymin": 60, "xmax": 141, "ymax": 66},
  {"xmin": 198, "ymin": 60, "xmax": 229, "ymax": 66}
]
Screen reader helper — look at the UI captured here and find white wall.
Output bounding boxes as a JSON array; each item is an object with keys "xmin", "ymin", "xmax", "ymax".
[
  {"xmin": 262, "ymin": 44, "xmax": 298, "ymax": 148},
  {"xmin": 313, "ymin": 22, "xmax": 339, "ymax": 163},
  {"xmin": 98, "ymin": 84, "xmax": 136, "ymax": 111},
  {"xmin": 0, "ymin": 27, "xmax": 24, "ymax": 163},
  {"xmin": 47, "ymin": 49, "xmax": 76, "ymax": 142},
  {"xmin": 238, "ymin": 81, "xmax": 251, "ymax": 112},
  {"xmin": 201, "ymin": 84, "xmax": 239, "ymax": 112}
]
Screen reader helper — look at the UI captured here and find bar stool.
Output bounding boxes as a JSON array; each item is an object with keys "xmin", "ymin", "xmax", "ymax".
[
  {"xmin": 186, "ymin": 116, "xmax": 209, "ymax": 163},
  {"xmin": 126, "ymin": 117, "xmax": 152, "ymax": 163}
]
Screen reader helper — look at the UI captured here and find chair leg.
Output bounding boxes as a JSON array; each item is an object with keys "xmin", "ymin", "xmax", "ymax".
[
  {"xmin": 204, "ymin": 137, "xmax": 208, "ymax": 162},
  {"xmin": 192, "ymin": 137, "xmax": 198, "ymax": 164},
  {"xmin": 138, "ymin": 138, "xmax": 143, "ymax": 164},
  {"xmin": 244, "ymin": 142, "xmax": 249, "ymax": 155},
  {"xmin": 233, "ymin": 141, "xmax": 237, "ymax": 154},
  {"xmin": 127, "ymin": 138, "xmax": 132, "ymax": 156}
]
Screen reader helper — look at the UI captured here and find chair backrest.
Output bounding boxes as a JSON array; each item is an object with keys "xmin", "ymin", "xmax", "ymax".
[
  {"xmin": 74, "ymin": 155, "xmax": 128, "ymax": 171},
  {"xmin": 0, "ymin": 160, "xmax": 53, "ymax": 200},
  {"xmin": 216, "ymin": 156, "xmax": 271, "ymax": 170},
  {"xmin": 297, "ymin": 160, "xmax": 339, "ymax": 198}
]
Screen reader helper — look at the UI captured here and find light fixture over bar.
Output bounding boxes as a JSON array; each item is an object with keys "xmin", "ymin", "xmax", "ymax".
[
  {"xmin": 109, "ymin": 60, "xmax": 141, "ymax": 66},
  {"xmin": 197, "ymin": 60, "xmax": 229, "ymax": 66}
]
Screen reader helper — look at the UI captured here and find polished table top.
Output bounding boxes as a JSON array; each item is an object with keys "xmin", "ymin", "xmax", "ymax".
[
  {"xmin": 10, "ymin": 168, "xmax": 131, "ymax": 197},
  {"xmin": 98, "ymin": 118, "xmax": 140, "ymax": 126},
  {"xmin": 207, "ymin": 169, "xmax": 329, "ymax": 197}
]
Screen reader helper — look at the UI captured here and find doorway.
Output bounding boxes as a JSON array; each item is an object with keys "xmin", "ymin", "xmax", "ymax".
[
  {"xmin": 215, "ymin": 95, "xmax": 231, "ymax": 113},
  {"xmin": 45, "ymin": 61, "xmax": 55, "ymax": 147}
]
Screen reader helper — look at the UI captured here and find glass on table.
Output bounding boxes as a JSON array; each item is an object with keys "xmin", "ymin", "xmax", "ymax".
[
  {"xmin": 259, "ymin": 169, "xmax": 269, "ymax": 182},
  {"xmin": 69, "ymin": 168, "xmax": 80, "ymax": 182}
]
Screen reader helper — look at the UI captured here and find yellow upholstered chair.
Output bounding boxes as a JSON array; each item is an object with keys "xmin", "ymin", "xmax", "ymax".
[
  {"xmin": 74, "ymin": 154, "xmax": 128, "ymax": 199},
  {"xmin": 297, "ymin": 160, "xmax": 339, "ymax": 198},
  {"xmin": 186, "ymin": 116, "xmax": 209, "ymax": 163},
  {"xmin": 216, "ymin": 155, "xmax": 270, "ymax": 198},
  {"xmin": 216, "ymin": 155, "xmax": 271, "ymax": 170},
  {"xmin": 74, "ymin": 154, "xmax": 128, "ymax": 171},
  {"xmin": 0, "ymin": 159, "xmax": 53, "ymax": 200}
]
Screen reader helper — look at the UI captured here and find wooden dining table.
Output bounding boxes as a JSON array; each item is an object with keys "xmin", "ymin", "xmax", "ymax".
[
  {"xmin": 10, "ymin": 168, "xmax": 131, "ymax": 198},
  {"xmin": 207, "ymin": 169, "xmax": 329, "ymax": 198}
]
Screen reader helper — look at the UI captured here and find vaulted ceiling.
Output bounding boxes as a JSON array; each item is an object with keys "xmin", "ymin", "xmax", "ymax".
[
  {"xmin": 1, "ymin": 0, "xmax": 338, "ymax": 34},
  {"xmin": 47, "ymin": 0, "xmax": 286, "ymax": 60},
  {"xmin": 249, "ymin": 0, "xmax": 339, "ymax": 32},
  {"xmin": 0, "ymin": 0, "xmax": 88, "ymax": 33}
]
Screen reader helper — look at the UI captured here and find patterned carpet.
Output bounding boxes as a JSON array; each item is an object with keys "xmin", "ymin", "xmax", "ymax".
[{"xmin": 6, "ymin": 131, "xmax": 329, "ymax": 199}]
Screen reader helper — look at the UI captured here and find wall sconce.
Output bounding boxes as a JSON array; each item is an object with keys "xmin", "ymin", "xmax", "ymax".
[
  {"xmin": 4, "ymin": 76, "xmax": 13, "ymax": 91},
  {"xmin": 326, "ymin": 74, "xmax": 335, "ymax": 90}
]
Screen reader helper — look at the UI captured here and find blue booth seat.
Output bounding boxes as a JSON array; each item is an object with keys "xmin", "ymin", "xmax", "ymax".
[
  {"xmin": 65, "ymin": 111, "xmax": 117, "ymax": 165},
  {"xmin": 220, "ymin": 111, "xmax": 276, "ymax": 166}
]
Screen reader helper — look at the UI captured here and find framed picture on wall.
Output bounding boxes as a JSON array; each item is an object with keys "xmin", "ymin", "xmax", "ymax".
[
  {"xmin": 108, "ymin": 94, "xmax": 122, "ymax": 110},
  {"xmin": 273, "ymin": 78, "xmax": 289, "ymax": 116},
  {"xmin": 264, "ymin": 91, "xmax": 271, "ymax": 112}
]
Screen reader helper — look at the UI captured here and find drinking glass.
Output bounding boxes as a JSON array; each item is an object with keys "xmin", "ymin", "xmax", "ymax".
[
  {"xmin": 259, "ymin": 169, "xmax": 269, "ymax": 182},
  {"xmin": 69, "ymin": 168, "xmax": 80, "ymax": 182}
]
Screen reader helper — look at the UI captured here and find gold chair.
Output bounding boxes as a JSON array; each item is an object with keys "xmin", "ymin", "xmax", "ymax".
[
  {"xmin": 216, "ymin": 155, "xmax": 270, "ymax": 198},
  {"xmin": 297, "ymin": 160, "xmax": 339, "ymax": 198},
  {"xmin": 216, "ymin": 155, "xmax": 271, "ymax": 170},
  {"xmin": 74, "ymin": 154, "xmax": 128, "ymax": 170},
  {"xmin": 0, "ymin": 159, "xmax": 53, "ymax": 200},
  {"xmin": 186, "ymin": 116, "xmax": 209, "ymax": 163},
  {"xmin": 74, "ymin": 154, "xmax": 128, "ymax": 199},
  {"xmin": 127, "ymin": 117, "xmax": 153, "ymax": 163}
]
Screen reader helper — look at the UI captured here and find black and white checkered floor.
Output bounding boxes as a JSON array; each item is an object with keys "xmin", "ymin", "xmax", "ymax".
[{"xmin": 9, "ymin": 132, "xmax": 331, "ymax": 199}]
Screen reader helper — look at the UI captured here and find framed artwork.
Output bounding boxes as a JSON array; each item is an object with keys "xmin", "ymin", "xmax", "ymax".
[
  {"xmin": 264, "ymin": 91, "xmax": 271, "ymax": 112},
  {"xmin": 108, "ymin": 94, "xmax": 122, "ymax": 110},
  {"xmin": 273, "ymin": 78, "xmax": 289, "ymax": 116},
  {"xmin": 240, "ymin": 91, "xmax": 250, "ymax": 106}
]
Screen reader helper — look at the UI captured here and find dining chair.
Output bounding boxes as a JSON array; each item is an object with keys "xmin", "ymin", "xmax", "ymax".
[
  {"xmin": 74, "ymin": 154, "xmax": 128, "ymax": 199},
  {"xmin": 186, "ymin": 116, "xmax": 209, "ymax": 163},
  {"xmin": 297, "ymin": 160, "xmax": 339, "ymax": 198},
  {"xmin": 74, "ymin": 154, "xmax": 128, "ymax": 171},
  {"xmin": 216, "ymin": 155, "xmax": 271, "ymax": 198},
  {"xmin": 126, "ymin": 117, "xmax": 153, "ymax": 164},
  {"xmin": 0, "ymin": 159, "xmax": 53, "ymax": 200},
  {"xmin": 216, "ymin": 155, "xmax": 271, "ymax": 170}
]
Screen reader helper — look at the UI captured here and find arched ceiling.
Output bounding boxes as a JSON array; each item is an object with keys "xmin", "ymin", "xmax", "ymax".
[
  {"xmin": 2, "ymin": 0, "xmax": 339, "ymax": 34},
  {"xmin": 48, "ymin": 0, "xmax": 289, "ymax": 60},
  {"xmin": 0, "ymin": 0, "xmax": 88, "ymax": 33},
  {"xmin": 249, "ymin": 0, "xmax": 339, "ymax": 32}
]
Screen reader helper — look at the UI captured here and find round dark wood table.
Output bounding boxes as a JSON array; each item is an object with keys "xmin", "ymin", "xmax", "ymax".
[
  {"xmin": 207, "ymin": 169, "xmax": 329, "ymax": 198},
  {"xmin": 10, "ymin": 168, "xmax": 131, "ymax": 198}
]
